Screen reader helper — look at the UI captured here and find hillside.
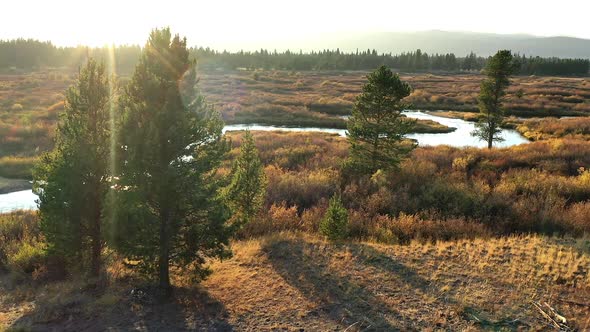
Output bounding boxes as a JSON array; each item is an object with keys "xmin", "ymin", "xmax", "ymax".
[
  {"xmin": 247, "ymin": 31, "xmax": 590, "ymax": 58},
  {"xmin": 2, "ymin": 233, "xmax": 588, "ymax": 331}
]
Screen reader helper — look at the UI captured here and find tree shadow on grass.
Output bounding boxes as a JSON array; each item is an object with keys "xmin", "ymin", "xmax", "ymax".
[
  {"xmin": 354, "ymin": 245, "xmax": 431, "ymax": 292},
  {"xmin": 262, "ymin": 238, "xmax": 428, "ymax": 331},
  {"xmin": 355, "ymin": 244, "xmax": 536, "ymax": 331},
  {"xmin": 7, "ymin": 281, "xmax": 233, "ymax": 332},
  {"xmin": 262, "ymin": 238, "xmax": 535, "ymax": 331}
]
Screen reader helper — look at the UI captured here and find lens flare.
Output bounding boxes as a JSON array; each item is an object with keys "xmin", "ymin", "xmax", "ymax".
[{"xmin": 107, "ymin": 44, "xmax": 118, "ymax": 233}]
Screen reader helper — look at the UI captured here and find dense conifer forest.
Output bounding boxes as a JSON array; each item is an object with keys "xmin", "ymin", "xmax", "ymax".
[{"xmin": 1, "ymin": 39, "xmax": 588, "ymax": 76}]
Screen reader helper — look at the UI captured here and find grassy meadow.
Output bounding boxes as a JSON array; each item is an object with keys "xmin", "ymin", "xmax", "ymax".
[
  {"xmin": 1, "ymin": 211, "xmax": 589, "ymax": 330},
  {"xmin": 200, "ymin": 70, "xmax": 590, "ymax": 119},
  {"xmin": 2, "ymin": 66, "xmax": 590, "ymax": 330},
  {"xmin": 2, "ymin": 69, "xmax": 590, "ymax": 186},
  {"xmin": 517, "ymin": 116, "xmax": 590, "ymax": 141}
]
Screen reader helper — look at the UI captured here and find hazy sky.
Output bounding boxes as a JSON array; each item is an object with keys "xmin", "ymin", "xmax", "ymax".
[{"xmin": 3, "ymin": 0, "xmax": 590, "ymax": 47}]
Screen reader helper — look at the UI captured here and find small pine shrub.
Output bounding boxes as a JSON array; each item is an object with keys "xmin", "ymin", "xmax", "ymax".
[{"xmin": 319, "ymin": 194, "xmax": 348, "ymax": 240}]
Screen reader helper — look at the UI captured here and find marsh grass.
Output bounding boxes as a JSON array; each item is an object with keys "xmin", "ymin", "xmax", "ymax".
[
  {"xmin": 224, "ymin": 132, "xmax": 590, "ymax": 241},
  {"xmin": 518, "ymin": 116, "xmax": 590, "ymax": 140}
]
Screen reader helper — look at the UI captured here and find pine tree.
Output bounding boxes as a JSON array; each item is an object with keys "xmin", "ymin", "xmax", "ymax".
[
  {"xmin": 33, "ymin": 59, "xmax": 114, "ymax": 277},
  {"xmin": 112, "ymin": 28, "xmax": 231, "ymax": 293},
  {"xmin": 471, "ymin": 50, "xmax": 518, "ymax": 149},
  {"xmin": 319, "ymin": 194, "xmax": 348, "ymax": 241},
  {"xmin": 223, "ymin": 130, "xmax": 267, "ymax": 229},
  {"xmin": 346, "ymin": 66, "xmax": 415, "ymax": 176}
]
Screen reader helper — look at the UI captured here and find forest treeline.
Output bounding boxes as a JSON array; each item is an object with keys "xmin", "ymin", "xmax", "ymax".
[{"xmin": 1, "ymin": 39, "xmax": 588, "ymax": 76}]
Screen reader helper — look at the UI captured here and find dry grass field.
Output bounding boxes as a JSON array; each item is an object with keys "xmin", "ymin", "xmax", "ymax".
[
  {"xmin": 2, "ymin": 68, "xmax": 589, "ymax": 187},
  {"xmin": 2, "ymin": 69, "xmax": 589, "ymax": 166},
  {"xmin": 1, "ymin": 233, "xmax": 589, "ymax": 331},
  {"xmin": 199, "ymin": 70, "xmax": 590, "ymax": 121},
  {"xmin": 517, "ymin": 117, "xmax": 590, "ymax": 141}
]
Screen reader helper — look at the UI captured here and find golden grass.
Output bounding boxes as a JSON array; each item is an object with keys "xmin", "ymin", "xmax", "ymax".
[
  {"xmin": 424, "ymin": 110, "xmax": 480, "ymax": 122},
  {"xmin": 2, "ymin": 233, "xmax": 587, "ymax": 330},
  {"xmin": 201, "ymin": 233, "xmax": 590, "ymax": 330},
  {"xmin": 517, "ymin": 117, "xmax": 590, "ymax": 141},
  {"xmin": 203, "ymin": 70, "xmax": 588, "ymax": 119},
  {"xmin": 3, "ymin": 69, "xmax": 589, "ymax": 165},
  {"xmin": 223, "ymin": 132, "xmax": 590, "ymax": 238}
]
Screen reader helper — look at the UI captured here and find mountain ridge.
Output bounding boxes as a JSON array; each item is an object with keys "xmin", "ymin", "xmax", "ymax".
[{"xmin": 211, "ymin": 31, "xmax": 590, "ymax": 59}]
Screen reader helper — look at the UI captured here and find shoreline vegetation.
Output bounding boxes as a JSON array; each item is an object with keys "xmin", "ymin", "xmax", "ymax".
[
  {"xmin": 5, "ymin": 131, "xmax": 590, "ymax": 238},
  {"xmin": 0, "ymin": 177, "xmax": 31, "ymax": 194},
  {"xmin": 225, "ymin": 116, "xmax": 456, "ymax": 133}
]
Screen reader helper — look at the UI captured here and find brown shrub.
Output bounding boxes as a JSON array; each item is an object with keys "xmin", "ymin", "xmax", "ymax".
[
  {"xmin": 239, "ymin": 202, "xmax": 302, "ymax": 238},
  {"xmin": 265, "ymin": 165, "xmax": 338, "ymax": 210},
  {"xmin": 349, "ymin": 212, "xmax": 491, "ymax": 244},
  {"xmin": 300, "ymin": 201, "xmax": 328, "ymax": 233},
  {"xmin": 559, "ymin": 202, "xmax": 590, "ymax": 236}
]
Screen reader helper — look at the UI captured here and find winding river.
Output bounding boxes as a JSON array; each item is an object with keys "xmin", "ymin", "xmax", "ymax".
[
  {"xmin": 224, "ymin": 111, "xmax": 529, "ymax": 148},
  {"xmin": 0, "ymin": 189, "xmax": 38, "ymax": 212},
  {"xmin": 404, "ymin": 111, "xmax": 529, "ymax": 148},
  {"xmin": 0, "ymin": 111, "xmax": 529, "ymax": 212}
]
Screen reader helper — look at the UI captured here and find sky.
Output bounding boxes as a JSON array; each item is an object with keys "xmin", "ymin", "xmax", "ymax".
[{"xmin": 3, "ymin": 0, "xmax": 590, "ymax": 48}]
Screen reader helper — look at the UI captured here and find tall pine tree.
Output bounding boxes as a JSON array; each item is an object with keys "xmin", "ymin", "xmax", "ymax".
[
  {"xmin": 34, "ymin": 59, "xmax": 114, "ymax": 277},
  {"xmin": 112, "ymin": 28, "xmax": 231, "ymax": 293},
  {"xmin": 346, "ymin": 66, "xmax": 415, "ymax": 176},
  {"xmin": 472, "ymin": 50, "xmax": 518, "ymax": 149}
]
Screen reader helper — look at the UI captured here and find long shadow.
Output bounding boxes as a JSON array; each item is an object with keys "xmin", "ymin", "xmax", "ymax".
[
  {"xmin": 263, "ymin": 238, "xmax": 535, "ymax": 331},
  {"xmin": 354, "ymin": 245, "xmax": 431, "ymax": 293},
  {"xmin": 7, "ymin": 281, "xmax": 233, "ymax": 331},
  {"xmin": 262, "ymin": 238, "xmax": 423, "ymax": 331},
  {"xmin": 356, "ymin": 244, "xmax": 534, "ymax": 331}
]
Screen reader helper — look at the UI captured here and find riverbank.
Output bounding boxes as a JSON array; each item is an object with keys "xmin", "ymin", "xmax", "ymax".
[
  {"xmin": 225, "ymin": 116, "xmax": 456, "ymax": 134},
  {"xmin": 0, "ymin": 177, "xmax": 31, "ymax": 194},
  {"xmin": 423, "ymin": 110, "xmax": 525, "ymax": 129},
  {"xmin": 425, "ymin": 110, "xmax": 590, "ymax": 141},
  {"xmin": 516, "ymin": 116, "xmax": 590, "ymax": 141},
  {"xmin": 424, "ymin": 110, "xmax": 479, "ymax": 122}
]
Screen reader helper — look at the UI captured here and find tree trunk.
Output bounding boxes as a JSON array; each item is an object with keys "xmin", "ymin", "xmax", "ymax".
[
  {"xmin": 371, "ymin": 134, "xmax": 379, "ymax": 172},
  {"xmin": 90, "ymin": 197, "xmax": 102, "ymax": 278},
  {"xmin": 159, "ymin": 213, "xmax": 171, "ymax": 294},
  {"xmin": 487, "ymin": 118, "xmax": 494, "ymax": 149},
  {"xmin": 90, "ymin": 226, "xmax": 101, "ymax": 278}
]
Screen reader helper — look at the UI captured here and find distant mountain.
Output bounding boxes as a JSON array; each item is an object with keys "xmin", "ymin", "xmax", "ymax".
[{"xmin": 216, "ymin": 31, "xmax": 590, "ymax": 59}]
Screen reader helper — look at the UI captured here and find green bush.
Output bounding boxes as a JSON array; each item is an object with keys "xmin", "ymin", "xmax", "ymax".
[
  {"xmin": 7, "ymin": 241, "xmax": 45, "ymax": 274},
  {"xmin": 319, "ymin": 194, "xmax": 349, "ymax": 240},
  {"xmin": 0, "ymin": 211, "xmax": 44, "ymax": 274}
]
